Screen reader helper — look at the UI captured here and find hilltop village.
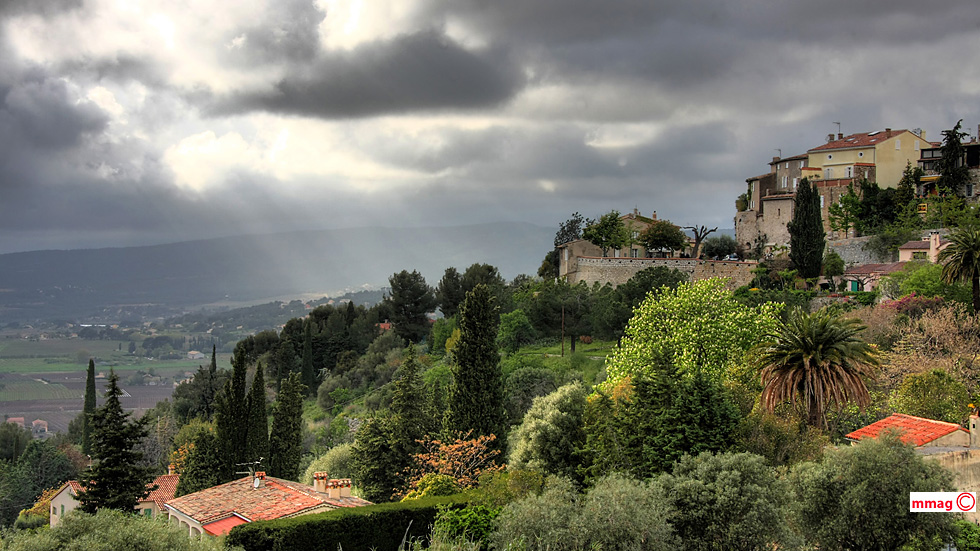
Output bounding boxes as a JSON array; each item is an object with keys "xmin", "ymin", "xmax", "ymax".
[{"xmin": 6, "ymin": 121, "xmax": 980, "ymax": 551}]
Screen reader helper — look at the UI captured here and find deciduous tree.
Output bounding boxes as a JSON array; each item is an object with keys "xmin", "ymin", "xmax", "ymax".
[
  {"xmin": 638, "ymin": 220, "xmax": 687, "ymax": 255},
  {"xmin": 582, "ymin": 211, "xmax": 628, "ymax": 257}
]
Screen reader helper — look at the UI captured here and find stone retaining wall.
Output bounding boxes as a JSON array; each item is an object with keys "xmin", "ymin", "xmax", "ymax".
[{"xmin": 568, "ymin": 257, "xmax": 758, "ymax": 288}]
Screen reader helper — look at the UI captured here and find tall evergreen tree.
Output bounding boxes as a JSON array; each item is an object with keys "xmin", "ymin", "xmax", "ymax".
[
  {"xmin": 351, "ymin": 415, "xmax": 402, "ymax": 502},
  {"xmin": 78, "ymin": 370, "xmax": 155, "ymax": 513},
  {"xmin": 937, "ymin": 119, "xmax": 970, "ymax": 196},
  {"xmin": 445, "ymin": 284, "xmax": 506, "ymax": 444},
  {"xmin": 436, "ymin": 267, "xmax": 466, "ymax": 318},
  {"xmin": 200, "ymin": 345, "xmax": 219, "ymax": 421},
  {"xmin": 82, "ymin": 358, "xmax": 96, "ymax": 456},
  {"xmin": 269, "ymin": 372, "xmax": 306, "ymax": 480},
  {"xmin": 386, "ymin": 270, "xmax": 437, "ymax": 343},
  {"xmin": 788, "ymin": 178, "xmax": 826, "ymax": 279},
  {"xmin": 174, "ymin": 430, "xmax": 222, "ymax": 497},
  {"xmin": 245, "ymin": 364, "xmax": 269, "ymax": 468},
  {"xmin": 301, "ymin": 318, "xmax": 315, "ymax": 396},
  {"xmin": 214, "ymin": 347, "xmax": 250, "ymax": 482}
]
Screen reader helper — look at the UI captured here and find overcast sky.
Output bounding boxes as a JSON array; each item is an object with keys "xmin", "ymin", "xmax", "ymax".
[{"xmin": 3, "ymin": 0, "xmax": 980, "ymax": 253}]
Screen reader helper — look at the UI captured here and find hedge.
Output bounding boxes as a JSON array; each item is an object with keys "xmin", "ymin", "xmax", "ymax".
[{"xmin": 225, "ymin": 494, "xmax": 471, "ymax": 551}]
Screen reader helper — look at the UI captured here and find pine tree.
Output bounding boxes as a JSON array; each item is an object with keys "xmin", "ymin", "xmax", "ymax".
[
  {"xmin": 269, "ymin": 372, "xmax": 306, "ymax": 480},
  {"xmin": 174, "ymin": 430, "xmax": 222, "ymax": 497},
  {"xmin": 937, "ymin": 119, "xmax": 970, "ymax": 196},
  {"xmin": 78, "ymin": 370, "xmax": 155, "ymax": 513},
  {"xmin": 444, "ymin": 284, "xmax": 506, "ymax": 444},
  {"xmin": 82, "ymin": 358, "xmax": 96, "ymax": 455},
  {"xmin": 301, "ymin": 318, "xmax": 315, "ymax": 396},
  {"xmin": 245, "ymin": 364, "xmax": 269, "ymax": 468},
  {"xmin": 788, "ymin": 178, "xmax": 826, "ymax": 279}
]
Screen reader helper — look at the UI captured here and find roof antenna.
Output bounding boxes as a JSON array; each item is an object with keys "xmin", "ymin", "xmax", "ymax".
[
  {"xmin": 833, "ymin": 121, "xmax": 841, "ymax": 135},
  {"xmin": 236, "ymin": 458, "xmax": 265, "ymax": 489},
  {"xmin": 774, "ymin": 148, "xmax": 781, "ymax": 158}
]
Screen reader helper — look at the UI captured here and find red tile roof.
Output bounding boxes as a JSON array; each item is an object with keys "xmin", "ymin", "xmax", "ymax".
[
  {"xmin": 810, "ymin": 130, "xmax": 911, "ymax": 152},
  {"xmin": 844, "ymin": 262, "xmax": 906, "ymax": 276},
  {"xmin": 899, "ymin": 239, "xmax": 948, "ymax": 250},
  {"xmin": 165, "ymin": 476, "xmax": 372, "ymax": 525},
  {"xmin": 146, "ymin": 474, "xmax": 180, "ymax": 509},
  {"xmin": 203, "ymin": 514, "xmax": 249, "ymax": 536},
  {"xmin": 845, "ymin": 413, "xmax": 967, "ymax": 446}
]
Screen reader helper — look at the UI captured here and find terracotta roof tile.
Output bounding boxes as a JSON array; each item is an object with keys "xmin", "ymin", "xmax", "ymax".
[
  {"xmin": 165, "ymin": 476, "xmax": 372, "ymax": 524},
  {"xmin": 845, "ymin": 413, "xmax": 967, "ymax": 446},
  {"xmin": 899, "ymin": 239, "xmax": 948, "ymax": 250},
  {"xmin": 203, "ymin": 514, "xmax": 249, "ymax": 536},
  {"xmin": 146, "ymin": 474, "xmax": 180, "ymax": 509},
  {"xmin": 809, "ymin": 129, "xmax": 911, "ymax": 152},
  {"xmin": 844, "ymin": 262, "xmax": 906, "ymax": 275}
]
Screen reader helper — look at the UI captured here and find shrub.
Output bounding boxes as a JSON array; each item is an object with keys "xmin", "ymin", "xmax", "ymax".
[
  {"xmin": 300, "ymin": 443, "xmax": 354, "ymax": 485},
  {"xmin": 431, "ymin": 504, "xmax": 500, "ymax": 550},
  {"xmin": 491, "ymin": 474, "xmax": 676, "ymax": 551},
  {"xmin": 508, "ymin": 383, "xmax": 588, "ymax": 481},
  {"xmin": 227, "ymin": 495, "xmax": 470, "ymax": 551}
]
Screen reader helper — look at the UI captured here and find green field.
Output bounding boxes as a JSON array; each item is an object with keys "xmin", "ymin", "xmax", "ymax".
[
  {"xmin": 0, "ymin": 379, "xmax": 79, "ymax": 402},
  {"xmin": 0, "ymin": 337, "xmax": 232, "ymax": 374}
]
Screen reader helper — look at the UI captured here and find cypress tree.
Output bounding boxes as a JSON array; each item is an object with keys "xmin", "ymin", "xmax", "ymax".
[
  {"xmin": 444, "ymin": 284, "xmax": 506, "ymax": 444},
  {"xmin": 788, "ymin": 177, "xmax": 826, "ymax": 279},
  {"xmin": 82, "ymin": 358, "xmax": 96, "ymax": 455},
  {"xmin": 215, "ymin": 347, "xmax": 250, "ymax": 481},
  {"xmin": 245, "ymin": 364, "xmax": 269, "ymax": 468},
  {"xmin": 350, "ymin": 415, "xmax": 402, "ymax": 502},
  {"xmin": 174, "ymin": 429, "xmax": 222, "ymax": 497},
  {"xmin": 302, "ymin": 319, "xmax": 315, "ymax": 396},
  {"xmin": 78, "ymin": 370, "xmax": 155, "ymax": 513},
  {"xmin": 269, "ymin": 372, "xmax": 306, "ymax": 480}
]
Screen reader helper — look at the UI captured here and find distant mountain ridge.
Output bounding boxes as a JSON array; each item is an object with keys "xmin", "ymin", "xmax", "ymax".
[{"xmin": 0, "ymin": 223, "xmax": 553, "ymax": 323}]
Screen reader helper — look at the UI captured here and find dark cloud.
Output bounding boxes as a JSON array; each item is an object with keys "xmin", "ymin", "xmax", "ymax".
[
  {"xmin": 230, "ymin": 0, "xmax": 325, "ymax": 64},
  {"xmin": 0, "ymin": 0, "xmax": 82, "ymax": 17},
  {"xmin": 212, "ymin": 31, "xmax": 524, "ymax": 117}
]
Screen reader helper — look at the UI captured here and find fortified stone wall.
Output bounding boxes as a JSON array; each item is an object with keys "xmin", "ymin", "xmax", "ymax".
[
  {"xmin": 826, "ymin": 236, "xmax": 876, "ymax": 265},
  {"xmin": 568, "ymin": 257, "xmax": 757, "ymax": 288},
  {"xmin": 923, "ymin": 449, "xmax": 980, "ymax": 524}
]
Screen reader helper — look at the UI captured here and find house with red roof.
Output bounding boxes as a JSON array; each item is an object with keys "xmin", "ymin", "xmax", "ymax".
[
  {"xmin": 49, "ymin": 473, "xmax": 180, "ymax": 527},
  {"xmin": 898, "ymin": 232, "xmax": 949, "ymax": 263},
  {"xmin": 845, "ymin": 413, "xmax": 969, "ymax": 448},
  {"xmin": 164, "ymin": 472, "xmax": 372, "ymax": 538}
]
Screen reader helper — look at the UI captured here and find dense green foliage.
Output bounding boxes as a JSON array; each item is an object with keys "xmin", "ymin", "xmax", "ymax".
[
  {"xmin": 638, "ymin": 220, "xmax": 688, "ymax": 253},
  {"xmin": 0, "ymin": 509, "xmax": 228, "ymax": 551},
  {"xmin": 654, "ymin": 452, "xmax": 793, "ymax": 551},
  {"xmin": 226, "ymin": 494, "xmax": 470, "ymax": 551},
  {"xmin": 492, "ymin": 474, "xmax": 676, "ymax": 551},
  {"xmin": 0, "ymin": 422, "xmax": 31, "ymax": 463},
  {"xmin": 788, "ymin": 178, "xmax": 825, "ymax": 278},
  {"xmin": 939, "ymin": 224, "xmax": 980, "ymax": 312},
  {"xmin": 701, "ymin": 234, "xmax": 737, "ymax": 259},
  {"xmin": 0, "ymin": 440, "xmax": 77, "ymax": 525},
  {"xmin": 792, "ymin": 434, "xmax": 957, "ymax": 551},
  {"xmin": 585, "ymin": 366, "xmax": 741, "ymax": 479},
  {"xmin": 508, "ymin": 383, "xmax": 588, "ymax": 480},
  {"xmin": 890, "ymin": 369, "xmax": 971, "ymax": 424},
  {"xmin": 175, "ymin": 428, "xmax": 222, "ymax": 497},
  {"xmin": 78, "ymin": 370, "xmax": 155, "ymax": 513},
  {"xmin": 301, "ymin": 443, "xmax": 354, "ymax": 484},
  {"xmin": 351, "ymin": 415, "xmax": 403, "ymax": 502},
  {"xmin": 603, "ymin": 278, "xmax": 781, "ymax": 386}
]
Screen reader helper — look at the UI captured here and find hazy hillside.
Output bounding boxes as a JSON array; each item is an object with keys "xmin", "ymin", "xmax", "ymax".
[{"xmin": 0, "ymin": 223, "xmax": 553, "ymax": 323}]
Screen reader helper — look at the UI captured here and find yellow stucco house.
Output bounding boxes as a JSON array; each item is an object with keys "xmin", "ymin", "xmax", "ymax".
[{"xmin": 804, "ymin": 128, "xmax": 933, "ymax": 188}]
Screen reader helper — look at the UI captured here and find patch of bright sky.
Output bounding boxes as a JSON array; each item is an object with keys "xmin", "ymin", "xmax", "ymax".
[{"xmin": 317, "ymin": 0, "xmax": 424, "ymax": 50}]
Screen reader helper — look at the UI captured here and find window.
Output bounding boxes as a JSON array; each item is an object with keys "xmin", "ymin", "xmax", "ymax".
[
  {"xmin": 858, "ymin": 151, "xmax": 864, "ymax": 157},
  {"xmin": 827, "ymin": 154, "xmax": 833, "ymax": 160},
  {"xmin": 820, "ymin": 195, "xmax": 825, "ymax": 208},
  {"xmin": 785, "ymin": 162, "xmax": 789, "ymax": 169},
  {"xmin": 968, "ymin": 184, "xmax": 974, "ymax": 197},
  {"xmin": 914, "ymin": 141, "xmax": 919, "ymax": 151},
  {"xmin": 913, "ymin": 251, "xmax": 927, "ymax": 260},
  {"xmin": 824, "ymin": 168, "xmax": 833, "ymax": 179},
  {"xmin": 614, "ymin": 249, "xmax": 620, "ymax": 258},
  {"xmin": 846, "ymin": 166, "xmax": 853, "ymax": 178},
  {"xmin": 631, "ymin": 249, "xmax": 639, "ymax": 258},
  {"xmin": 799, "ymin": 160, "xmax": 804, "ymax": 168},
  {"xmin": 781, "ymin": 176, "xmax": 787, "ymax": 188},
  {"xmin": 52, "ymin": 506, "xmax": 56, "ymax": 516},
  {"xmin": 793, "ymin": 177, "xmax": 798, "ymax": 189},
  {"xmin": 61, "ymin": 505, "xmax": 64, "ymax": 516},
  {"xmin": 895, "ymin": 138, "xmax": 901, "ymax": 150},
  {"xmin": 631, "ymin": 231, "xmax": 639, "ymax": 239},
  {"xmin": 563, "ymin": 248, "xmax": 568, "ymax": 262},
  {"xmin": 143, "ymin": 509, "xmax": 153, "ymax": 517}
]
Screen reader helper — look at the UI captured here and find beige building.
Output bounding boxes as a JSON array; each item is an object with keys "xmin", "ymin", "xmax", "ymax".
[{"xmin": 50, "ymin": 474, "xmax": 180, "ymax": 527}]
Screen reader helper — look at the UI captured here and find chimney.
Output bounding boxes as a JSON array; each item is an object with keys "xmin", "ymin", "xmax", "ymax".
[
  {"xmin": 826, "ymin": 134, "xmax": 835, "ymax": 143},
  {"xmin": 837, "ymin": 133, "xmax": 843, "ymax": 140},
  {"xmin": 929, "ymin": 231, "xmax": 941, "ymax": 263},
  {"xmin": 971, "ymin": 415, "xmax": 980, "ymax": 448},
  {"xmin": 651, "ymin": 211, "xmax": 657, "ymax": 220},
  {"xmin": 885, "ymin": 128, "xmax": 892, "ymax": 138},
  {"xmin": 772, "ymin": 156, "xmax": 780, "ymax": 164},
  {"xmin": 312, "ymin": 471, "xmax": 329, "ymax": 494},
  {"xmin": 253, "ymin": 471, "xmax": 266, "ymax": 489}
]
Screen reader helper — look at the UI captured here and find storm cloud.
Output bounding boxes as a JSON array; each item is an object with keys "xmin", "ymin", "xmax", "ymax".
[{"xmin": 2, "ymin": 0, "xmax": 980, "ymax": 255}]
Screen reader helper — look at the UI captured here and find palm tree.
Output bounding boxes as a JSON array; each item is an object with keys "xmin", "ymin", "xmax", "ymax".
[
  {"xmin": 938, "ymin": 225, "xmax": 980, "ymax": 313},
  {"xmin": 752, "ymin": 307, "xmax": 878, "ymax": 428}
]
